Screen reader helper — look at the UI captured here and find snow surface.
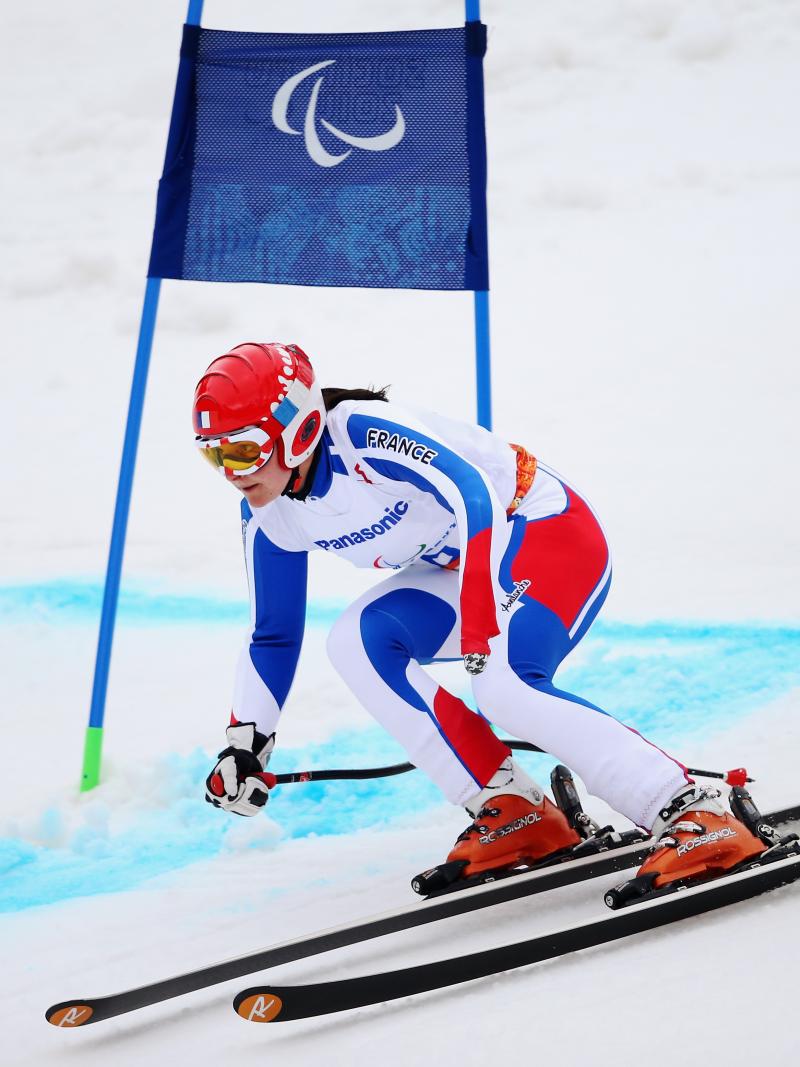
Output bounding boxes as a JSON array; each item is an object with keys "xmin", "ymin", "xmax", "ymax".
[{"xmin": 1, "ymin": 0, "xmax": 799, "ymax": 1063}]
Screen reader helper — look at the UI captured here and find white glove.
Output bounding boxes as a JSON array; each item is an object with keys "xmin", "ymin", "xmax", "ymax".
[{"xmin": 205, "ymin": 722, "xmax": 276, "ymax": 817}]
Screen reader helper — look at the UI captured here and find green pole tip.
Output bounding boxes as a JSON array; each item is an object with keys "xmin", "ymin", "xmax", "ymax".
[{"xmin": 80, "ymin": 726, "xmax": 104, "ymax": 792}]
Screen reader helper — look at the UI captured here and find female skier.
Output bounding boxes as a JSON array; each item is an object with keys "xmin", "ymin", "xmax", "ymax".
[{"xmin": 198, "ymin": 341, "xmax": 765, "ymax": 893}]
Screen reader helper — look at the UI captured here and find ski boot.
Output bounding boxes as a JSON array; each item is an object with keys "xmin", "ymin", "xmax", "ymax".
[
  {"xmin": 412, "ymin": 760, "xmax": 585, "ymax": 897},
  {"xmin": 603, "ymin": 784, "xmax": 798, "ymax": 909}
]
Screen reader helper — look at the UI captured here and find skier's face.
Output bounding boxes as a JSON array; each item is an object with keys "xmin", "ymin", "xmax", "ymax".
[{"xmin": 227, "ymin": 449, "xmax": 292, "ymax": 508}]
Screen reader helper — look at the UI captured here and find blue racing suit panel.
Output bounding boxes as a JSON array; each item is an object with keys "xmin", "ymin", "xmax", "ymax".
[{"xmin": 232, "ymin": 500, "xmax": 308, "ymax": 734}]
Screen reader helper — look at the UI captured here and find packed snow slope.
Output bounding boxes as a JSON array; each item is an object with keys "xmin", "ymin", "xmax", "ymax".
[{"xmin": 1, "ymin": 0, "xmax": 799, "ymax": 1064}]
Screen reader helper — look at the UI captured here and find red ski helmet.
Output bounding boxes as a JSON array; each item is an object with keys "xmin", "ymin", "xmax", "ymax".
[{"xmin": 192, "ymin": 342, "xmax": 325, "ymax": 469}]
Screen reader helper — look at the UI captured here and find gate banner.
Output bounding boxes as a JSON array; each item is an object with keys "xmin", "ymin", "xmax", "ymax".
[{"xmin": 148, "ymin": 23, "xmax": 489, "ymax": 291}]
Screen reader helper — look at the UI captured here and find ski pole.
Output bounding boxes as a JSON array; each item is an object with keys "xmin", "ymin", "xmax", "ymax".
[{"xmin": 267, "ymin": 740, "xmax": 752, "ymax": 788}]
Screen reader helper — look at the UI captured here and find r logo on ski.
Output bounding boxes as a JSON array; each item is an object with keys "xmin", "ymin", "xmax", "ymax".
[
  {"xmin": 241, "ymin": 994, "xmax": 283, "ymax": 1022},
  {"xmin": 49, "ymin": 1005, "xmax": 94, "ymax": 1027}
]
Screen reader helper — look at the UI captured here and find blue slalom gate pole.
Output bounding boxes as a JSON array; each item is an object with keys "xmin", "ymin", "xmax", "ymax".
[
  {"xmin": 81, "ymin": 278, "xmax": 161, "ymax": 790},
  {"xmin": 466, "ymin": 0, "xmax": 492, "ymax": 430},
  {"xmin": 81, "ymin": 0, "xmax": 205, "ymax": 791},
  {"xmin": 473, "ymin": 289, "xmax": 492, "ymax": 429},
  {"xmin": 186, "ymin": 0, "xmax": 204, "ymax": 24}
]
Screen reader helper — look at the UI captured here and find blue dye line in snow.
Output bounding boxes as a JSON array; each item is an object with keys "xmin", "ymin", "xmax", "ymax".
[
  {"xmin": 555, "ymin": 619, "xmax": 800, "ymax": 749},
  {"xmin": 0, "ymin": 579, "xmax": 798, "ymax": 913},
  {"xmin": 0, "ymin": 579, "xmax": 342, "ymax": 627},
  {"xmin": 0, "ymin": 736, "xmax": 444, "ymax": 914}
]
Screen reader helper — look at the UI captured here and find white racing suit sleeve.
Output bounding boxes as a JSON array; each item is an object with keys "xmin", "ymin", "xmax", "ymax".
[{"xmin": 231, "ymin": 501, "xmax": 308, "ymax": 735}]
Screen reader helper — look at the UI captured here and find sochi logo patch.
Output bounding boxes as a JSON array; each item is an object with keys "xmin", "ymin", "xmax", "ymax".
[{"xmin": 366, "ymin": 428, "xmax": 438, "ymax": 464}]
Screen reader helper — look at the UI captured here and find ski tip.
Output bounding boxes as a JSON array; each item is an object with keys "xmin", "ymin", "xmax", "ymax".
[
  {"xmin": 233, "ymin": 989, "xmax": 285, "ymax": 1023},
  {"xmin": 45, "ymin": 1002, "xmax": 95, "ymax": 1028}
]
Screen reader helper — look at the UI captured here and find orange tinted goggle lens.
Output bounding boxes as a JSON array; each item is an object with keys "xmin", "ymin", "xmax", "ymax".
[{"xmin": 199, "ymin": 440, "xmax": 266, "ymax": 471}]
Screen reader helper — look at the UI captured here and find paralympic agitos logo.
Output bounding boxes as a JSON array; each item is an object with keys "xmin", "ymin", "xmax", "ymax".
[
  {"xmin": 315, "ymin": 501, "xmax": 410, "ymax": 551},
  {"xmin": 272, "ymin": 61, "xmax": 406, "ymax": 168}
]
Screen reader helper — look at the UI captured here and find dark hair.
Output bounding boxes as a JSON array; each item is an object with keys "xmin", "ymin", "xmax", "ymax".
[{"xmin": 322, "ymin": 386, "xmax": 390, "ymax": 411}]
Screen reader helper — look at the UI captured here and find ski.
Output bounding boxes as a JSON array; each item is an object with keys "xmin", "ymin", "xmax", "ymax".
[
  {"xmin": 234, "ymin": 848, "xmax": 800, "ymax": 1024},
  {"xmin": 45, "ymin": 801, "xmax": 800, "ymax": 1028}
]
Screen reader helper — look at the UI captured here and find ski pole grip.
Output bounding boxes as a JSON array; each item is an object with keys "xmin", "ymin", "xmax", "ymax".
[
  {"xmin": 724, "ymin": 768, "xmax": 751, "ymax": 787},
  {"xmin": 684, "ymin": 765, "xmax": 754, "ymax": 785}
]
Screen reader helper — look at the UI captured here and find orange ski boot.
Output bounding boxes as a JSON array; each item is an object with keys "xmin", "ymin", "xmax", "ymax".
[
  {"xmin": 447, "ymin": 792, "xmax": 582, "ymax": 877},
  {"xmin": 412, "ymin": 758, "xmax": 581, "ymax": 895},
  {"xmin": 605, "ymin": 784, "xmax": 767, "ymax": 908}
]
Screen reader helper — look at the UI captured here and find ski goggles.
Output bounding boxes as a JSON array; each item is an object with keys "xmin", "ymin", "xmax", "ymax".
[{"xmin": 195, "ymin": 425, "xmax": 274, "ymax": 477}]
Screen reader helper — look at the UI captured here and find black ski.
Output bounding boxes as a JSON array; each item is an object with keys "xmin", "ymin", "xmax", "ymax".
[
  {"xmin": 45, "ymin": 802, "xmax": 800, "ymax": 1028},
  {"xmin": 234, "ymin": 849, "xmax": 800, "ymax": 1024}
]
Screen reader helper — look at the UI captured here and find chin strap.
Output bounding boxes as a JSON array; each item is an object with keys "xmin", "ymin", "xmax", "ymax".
[
  {"xmin": 282, "ymin": 445, "xmax": 321, "ymax": 502},
  {"xmin": 281, "ymin": 467, "xmax": 302, "ymax": 497}
]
